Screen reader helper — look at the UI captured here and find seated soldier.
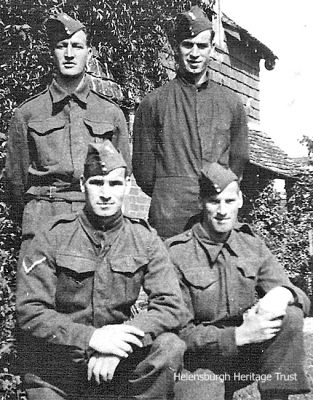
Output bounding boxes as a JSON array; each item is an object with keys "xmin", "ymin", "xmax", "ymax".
[
  {"xmin": 16, "ymin": 140, "xmax": 187, "ymax": 400},
  {"xmin": 166, "ymin": 163, "xmax": 310, "ymax": 400}
]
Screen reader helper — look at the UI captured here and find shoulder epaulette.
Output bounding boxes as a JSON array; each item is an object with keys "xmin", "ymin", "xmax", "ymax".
[
  {"xmin": 236, "ymin": 222, "xmax": 255, "ymax": 236},
  {"xmin": 90, "ymin": 89, "xmax": 119, "ymax": 107},
  {"xmin": 47, "ymin": 212, "xmax": 78, "ymax": 231},
  {"xmin": 17, "ymin": 87, "xmax": 49, "ymax": 108},
  {"xmin": 166, "ymin": 230, "xmax": 193, "ymax": 247},
  {"xmin": 124, "ymin": 215, "xmax": 153, "ymax": 230}
]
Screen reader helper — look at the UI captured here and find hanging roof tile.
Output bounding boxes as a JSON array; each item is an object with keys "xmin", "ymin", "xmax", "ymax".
[{"xmin": 249, "ymin": 129, "xmax": 300, "ymax": 178}]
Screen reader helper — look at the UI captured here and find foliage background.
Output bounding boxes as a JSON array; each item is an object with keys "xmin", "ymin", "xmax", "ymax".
[
  {"xmin": 0, "ymin": 0, "xmax": 312, "ymax": 398},
  {"xmin": 243, "ymin": 175, "xmax": 313, "ymax": 300}
]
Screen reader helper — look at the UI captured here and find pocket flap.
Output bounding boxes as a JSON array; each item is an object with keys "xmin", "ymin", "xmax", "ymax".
[
  {"xmin": 28, "ymin": 118, "xmax": 65, "ymax": 135},
  {"xmin": 109, "ymin": 255, "xmax": 148, "ymax": 274},
  {"xmin": 84, "ymin": 119, "xmax": 115, "ymax": 136},
  {"xmin": 181, "ymin": 267, "xmax": 218, "ymax": 289},
  {"xmin": 236, "ymin": 260, "xmax": 257, "ymax": 278},
  {"xmin": 56, "ymin": 253, "xmax": 96, "ymax": 274}
]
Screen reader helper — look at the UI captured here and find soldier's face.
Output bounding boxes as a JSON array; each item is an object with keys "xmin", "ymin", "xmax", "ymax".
[
  {"xmin": 178, "ymin": 30, "xmax": 214, "ymax": 78},
  {"xmin": 81, "ymin": 168, "xmax": 130, "ymax": 218},
  {"xmin": 201, "ymin": 181, "xmax": 243, "ymax": 242},
  {"xmin": 53, "ymin": 30, "xmax": 91, "ymax": 79}
]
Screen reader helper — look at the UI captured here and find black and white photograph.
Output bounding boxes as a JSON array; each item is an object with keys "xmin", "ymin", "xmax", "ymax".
[{"xmin": 0, "ymin": 1, "xmax": 312, "ymax": 399}]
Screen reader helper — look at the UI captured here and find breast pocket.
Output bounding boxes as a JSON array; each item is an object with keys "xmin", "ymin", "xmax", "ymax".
[
  {"xmin": 182, "ymin": 267, "xmax": 218, "ymax": 289},
  {"xmin": 109, "ymin": 255, "xmax": 147, "ymax": 306},
  {"xmin": 84, "ymin": 119, "xmax": 115, "ymax": 142},
  {"xmin": 28, "ymin": 117, "xmax": 66, "ymax": 166},
  {"xmin": 181, "ymin": 267, "xmax": 219, "ymax": 321},
  {"xmin": 235, "ymin": 260, "xmax": 258, "ymax": 310},
  {"xmin": 55, "ymin": 253, "xmax": 96, "ymax": 314}
]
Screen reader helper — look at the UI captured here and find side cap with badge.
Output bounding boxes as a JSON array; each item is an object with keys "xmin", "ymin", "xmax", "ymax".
[
  {"xmin": 175, "ymin": 5, "xmax": 213, "ymax": 44},
  {"xmin": 45, "ymin": 12, "xmax": 85, "ymax": 43},
  {"xmin": 200, "ymin": 162, "xmax": 238, "ymax": 196},
  {"xmin": 84, "ymin": 141, "xmax": 128, "ymax": 179}
]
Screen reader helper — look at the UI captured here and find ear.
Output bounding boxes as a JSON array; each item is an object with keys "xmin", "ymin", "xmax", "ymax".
[
  {"xmin": 124, "ymin": 176, "xmax": 131, "ymax": 196},
  {"xmin": 172, "ymin": 41, "xmax": 181, "ymax": 64},
  {"xmin": 52, "ymin": 50, "xmax": 57, "ymax": 66},
  {"xmin": 87, "ymin": 47, "xmax": 92, "ymax": 65},
  {"xmin": 80, "ymin": 176, "xmax": 86, "ymax": 193},
  {"xmin": 197, "ymin": 194, "xmax": 203, "ymax": 210},
  {"xmin": 209, "ymin": 43, "xmax": 216, "ymax": 59},
  {"xmin": 238, "ymin": 190, "xmax": 243, "ymax": 209}
]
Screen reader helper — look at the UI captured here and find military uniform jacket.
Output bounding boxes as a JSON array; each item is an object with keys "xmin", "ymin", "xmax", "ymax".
[
  {"xmin": 132, "ymin": 74, "xmax": 249, "ymax": 238},
  {"xmin": 17, "ymin": 210, "xmax": 187, "ymax": 356},
  {"xmin": 17, "ymin": 210, "xmax": 187, "ymax": 363},
  {"xmin": 167, "ymin": 222, "xmax": 310, "ymax": 358},
  {"xmin": 5, "ymin": 76, "xmax": 131, "ymax": 213}
]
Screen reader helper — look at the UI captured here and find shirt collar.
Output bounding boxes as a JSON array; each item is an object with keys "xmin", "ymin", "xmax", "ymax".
[
  {"xmin": 177, "ymin": 69, "xmax": 210, "ymax": 89},
  {"xmin": 79, "ymin": 208, "xmax": 123, "ymax": 247},
  {"xmin": 192, "ymin": 222, "xmax": 224, "ymax": 263},
  {"xmin": 49, "ymin": 75, "xmax": 90, "ymax": 105},
  {"xmin": 193, "ymin": 221, "xmax": 244, "ymax": 263},
  {"xmin": 226, "ymin": 222, "xmax": 254, "ymax": 257}
]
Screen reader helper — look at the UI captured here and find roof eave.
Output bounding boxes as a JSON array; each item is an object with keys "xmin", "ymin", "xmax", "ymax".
[{"xmin": 222, "ymin": 13, "xmax": 278, "ymax": 70}]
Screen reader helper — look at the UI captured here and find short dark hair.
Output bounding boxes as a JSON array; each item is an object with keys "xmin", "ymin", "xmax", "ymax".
[
  {"xmin": 48, "ymin": 28, "xmax": 91, "ymax": 49},
  {"xmin": 172, "ymin": 29, "xmax": 215, "ymax": 62},
  {"xmin": 199, "ymin": 176, "xmax": 216, "ymax": 199},
  {"xmin": 199, "ymin": 177, "xmax": 240, "ymax": 199}
]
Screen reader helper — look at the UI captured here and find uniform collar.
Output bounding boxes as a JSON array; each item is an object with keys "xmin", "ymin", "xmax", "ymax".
[
  {"xmin": 79, "ymin": 208, "xmax": 123, "ymax": 246},
  {"xmin": 49, "ymin": 75, "xmax": 90, "ymax": 105},
  {"xmin": 226, "ymin": 222, "xmax": 254, "ymax": 257},
  {"xmin": 192, "ymin": 222, "xmax": 224, "ymax": 263},
  {"xmin": 193, "ymin": 221, "xmax": 243, "ymax": 263},
  {"xmin": 177, "ymin": 69, "xmax": 210, "ymax": 89}
]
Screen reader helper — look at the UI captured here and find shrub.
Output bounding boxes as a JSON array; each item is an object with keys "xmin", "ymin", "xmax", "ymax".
[{"xmin": 243, "ymin": 176, "xmax": 313, "ymax": 305}]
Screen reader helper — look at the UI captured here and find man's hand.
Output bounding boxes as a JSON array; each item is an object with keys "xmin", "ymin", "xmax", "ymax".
[
  {"xmin": 235, "ymin": 307, "xmax": 283, "ymax": 346},
  {"xmin": 255, "ymin": 286, "xmax": 294, "ymax": 318},
  {"xmin": 88, "ymin": 353, "xmax": 121, "ymax": 384},
  {"xmin": 89, "ymin": 324, "xmax": 144, "ymax": 358}
]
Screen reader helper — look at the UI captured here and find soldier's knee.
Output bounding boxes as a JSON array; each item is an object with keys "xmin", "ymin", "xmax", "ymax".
[
  {"xmin": 26, "ymin": 387, "xmax": 66, "ymax": 400},
  {"xmin": 153, "ymin": 333, "xmax": 186, "ymax": 352},
  {"xmin": 281, "ymin": 305, "xmax": 304, "ymax": 334},
  {"xmin": 152, "ymin": 333, "xmax": 186, "ymax": 368}
]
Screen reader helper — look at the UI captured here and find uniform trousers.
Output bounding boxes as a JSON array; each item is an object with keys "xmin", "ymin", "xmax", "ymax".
[
  {"xmin": 19, "ymin": 197, "xmax": 85, "ymax": 258},
  {"xmin": 174, "ymin": 306, "xmax": 310, "ymax": 400},
  {"xmin": 22, "ymin": 333, "xmax": 185, "ymax": 400}
]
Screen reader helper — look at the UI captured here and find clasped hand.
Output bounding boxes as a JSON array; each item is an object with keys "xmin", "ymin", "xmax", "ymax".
[
  {"xmin": 235, "ymin": 286, "xmax": 294, "ymax": 346},
  {"xmin": 88, "ymin": 324, "xmax": 145, "ymax": 384}
]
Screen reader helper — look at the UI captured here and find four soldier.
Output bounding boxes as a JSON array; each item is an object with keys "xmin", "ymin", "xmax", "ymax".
[{"xmin": 4, "ymin": 6, "xmax": 311, "ymax": 400}]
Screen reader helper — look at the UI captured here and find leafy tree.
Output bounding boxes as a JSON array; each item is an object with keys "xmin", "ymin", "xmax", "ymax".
[{"xmin": 299, "ymin": 135, "xmax": 313, "ymax": 158}]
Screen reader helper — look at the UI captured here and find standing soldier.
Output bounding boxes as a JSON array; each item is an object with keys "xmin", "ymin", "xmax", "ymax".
[
  {"xmin": 5, "ymin": 12, "xmax": 131, "ymax": 253},
  {"xmin": 132, "ymin": 5, "xmax": 249, "ymax": 239}
]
